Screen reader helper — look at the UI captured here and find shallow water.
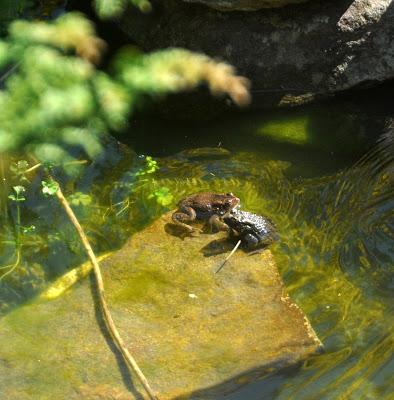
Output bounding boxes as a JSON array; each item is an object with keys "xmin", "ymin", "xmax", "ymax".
[{"xmin": 0, "ymin": 100, "xmax": 393, "ymax": 399}]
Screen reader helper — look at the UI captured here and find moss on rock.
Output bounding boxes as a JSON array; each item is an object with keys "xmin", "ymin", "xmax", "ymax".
[{"xmin": 0, "ymin": 211, "xmax": 322, "ymax": 399}]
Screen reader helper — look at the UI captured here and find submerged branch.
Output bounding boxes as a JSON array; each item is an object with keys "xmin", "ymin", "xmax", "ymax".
[{"xmin": 54, "ymin": 182, "xmax": 158, "ymax": 400}]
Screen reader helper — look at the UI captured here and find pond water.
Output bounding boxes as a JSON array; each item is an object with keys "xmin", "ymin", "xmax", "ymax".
[{"xmin": 0, "ymin": 98, "xmax": 393, "ymax": 399}]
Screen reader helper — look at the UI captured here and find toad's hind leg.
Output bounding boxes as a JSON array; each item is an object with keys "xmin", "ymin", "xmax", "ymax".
[{"xmin": 172, "ymin": 207, "xmax": 197, "ymax": 233}]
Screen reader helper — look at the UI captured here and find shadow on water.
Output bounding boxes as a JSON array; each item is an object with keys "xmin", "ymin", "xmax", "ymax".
[{"xmin": 174, "ymin": 362, "xmax": 305, "ymax": 400}]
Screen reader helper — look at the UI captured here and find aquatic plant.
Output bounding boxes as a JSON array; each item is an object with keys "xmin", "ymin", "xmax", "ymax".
[
  {"xmin": 0, "ymin": 1, "xmax": 249, "ymax": 285},
  {"xmin": 94, "ymin": 0, "xmax": 152, "ymax": 18},
  {"xmin": 0, "ymin": 185, "xmax": 25, "ymax": 282},
  {"xmin": 0, "ymin": 13, "xmax": 249, "ymax": 170}
]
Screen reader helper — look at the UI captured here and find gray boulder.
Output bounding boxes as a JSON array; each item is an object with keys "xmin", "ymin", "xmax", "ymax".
[{"xmin": 119, "ymin": 0, "xmax": 394, "ymax": 109}]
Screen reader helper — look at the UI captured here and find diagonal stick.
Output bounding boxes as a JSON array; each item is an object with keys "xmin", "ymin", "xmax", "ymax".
[
  {"xmin": 215, "ymin": 240, "xmax": 242, "ymax": 274},
  {"xmin": 55, "ymin": 182, "xmax": 158, "ymax": 400}
]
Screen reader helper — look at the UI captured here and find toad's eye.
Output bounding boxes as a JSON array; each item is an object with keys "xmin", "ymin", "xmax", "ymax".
[{"xmin": 226, "ymin": 192, "xmax": 233, "ymax": 196}]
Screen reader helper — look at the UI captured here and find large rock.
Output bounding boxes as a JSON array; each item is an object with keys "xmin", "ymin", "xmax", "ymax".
[
  {"xmin": 119, "ymin": 0, "xmax": 394, "ymax": 109},
  {"xmin": 182, "ymin": 0, "xmax": 311, "ymax": 11},
  {"xmin": 0, "ymin": 212, "xmax": 322, "ymax": 399}
]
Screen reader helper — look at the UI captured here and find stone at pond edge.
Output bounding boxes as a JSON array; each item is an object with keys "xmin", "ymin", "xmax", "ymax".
[
  {"xmin": 183, "ymin": 0, "xmax": 311, "ymax": 12},
  {"xmin": 0, "ymin": 212, "xmax": 322, "ymax": 399},
  {"xmin": 119, "ymin": 0, "xmax": 394, "ymax": 111}
]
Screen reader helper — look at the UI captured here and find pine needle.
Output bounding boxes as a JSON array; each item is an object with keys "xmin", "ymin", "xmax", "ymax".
[{"xmin": 215, "ymin": 239, "xmax": 241, "ymax": 274}]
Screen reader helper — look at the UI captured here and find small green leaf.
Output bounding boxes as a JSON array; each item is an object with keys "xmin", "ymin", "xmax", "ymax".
[
  {"xmin": 68, "ymin": 192, "xmax": 92, "ymax": 206},
  {"xmin": 41, "ymin": 180, "xmax": 59, "ymax": 196},
  {"xmin": 95, "ymin": 0, "xmax": 126, "ymax": 19},
  {"xmin": 8, "ymin": 186, "xmax": 26, "ymax": 201},
  {"xmin": 22, "ymin": 225, "xmax": 36, "ymax": 234},
  {"xmin": 136, "ymin": 156, "xmax": 159, "ymax": 176},
  {"xmin": 13, "ymin": 185, "xmax": 25, "ymax": 195},
  {"xmin": 10, "ymin": 160, "xmax": 29, "ymax": 174},
  {"xmin": 94, "ymin": 0, "xmax": 151, "ymax": 19}
]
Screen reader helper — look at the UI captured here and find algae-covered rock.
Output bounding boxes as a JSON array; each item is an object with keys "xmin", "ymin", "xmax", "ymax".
[{"xmin": 0, "ymin": 212, "xmax": 322, "ymax": 399}]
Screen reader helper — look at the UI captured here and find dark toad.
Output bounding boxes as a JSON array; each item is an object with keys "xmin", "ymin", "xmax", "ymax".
[
  {"xmin": 172, "ymin": 192, "xmax": 240, "ymax": 234},
  {"xmin": 224, "ymin": 209, "xmax": 279, "ymax": 250}
]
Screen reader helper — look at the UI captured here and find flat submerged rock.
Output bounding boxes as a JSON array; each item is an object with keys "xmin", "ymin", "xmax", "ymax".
[{"xmin": 0, "ymin": 212, "xmax": 322, "ymax": 399}]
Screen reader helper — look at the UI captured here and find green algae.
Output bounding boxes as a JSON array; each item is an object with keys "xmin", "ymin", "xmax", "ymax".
[
  {"xmin": 257, "ymin": 114, "xmax": 309, "ymax": 145},
  {"xmin": 111, "ymin": 270, "xmax": 173, "ymax": 304}
]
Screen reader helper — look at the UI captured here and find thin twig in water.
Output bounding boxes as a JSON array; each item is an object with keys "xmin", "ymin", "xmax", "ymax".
[
  {"xmin": 215, "ymin": 240, "xmax": 241, "ymax": 274},
  {"xmin": 0, "ymin": 250, "xmax": 21, "ymax": 278},
  {"xmin": 24, "ymin": 163, "xmax": 42, "ymax": 174},
  {"xmin": 24, "ymin": 160, "xmax": 88, "ymax": 174},
  {"xmin": 54, "ymin": 182, "xmax": 158, "ymax": 400}
]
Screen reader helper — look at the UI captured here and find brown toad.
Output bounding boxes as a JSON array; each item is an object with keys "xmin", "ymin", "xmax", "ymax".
[{"xmin": 172, "ymin": 192, "xmax": 240, "ymax": 234}]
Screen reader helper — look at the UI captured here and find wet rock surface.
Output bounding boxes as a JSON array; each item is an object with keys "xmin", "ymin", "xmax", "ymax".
[
  {"xmin": 119, "ymin": 0, "xmax": 394, "ymax": 110},
  {"xmin": 0, "ymin": 212, "xmax": 322, "ymax": 399},
  {"xmin": 182, "ymin": 0, "xmax": 311, "ymax": 11}
]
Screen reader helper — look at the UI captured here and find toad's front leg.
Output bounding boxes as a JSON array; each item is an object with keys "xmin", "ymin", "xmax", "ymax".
[
  {"xmin": 243, "ymin": 233, "xmax": 260, "ymax": 249},
  {"xmin": 208, "ymin": 214, "xmax": 231, "ymax": 233}
]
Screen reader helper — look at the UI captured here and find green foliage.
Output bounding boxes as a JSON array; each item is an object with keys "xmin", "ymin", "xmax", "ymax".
[
  {"xmin": 9, "ymin": 160, "xmax": 30, "ymax": 183},
  {"xmin": 2, "ymin": 181, "xmax": 26, "ymax": 282},
  {"xmin": 68, "ymin": 192, "xmax": 92, "ymax": 206},
  {"xmin": 0, "ymin": 13, "xmax": 249, "ymax": 171},
  {"xmin": 41, "ymin": 180, "xmax": 59, "ymax": 196},
  {"xmin": 8, "ymin": 185, "xmax": 26, "ymax": 202},
  {"xmin": 0, "ymin": 3, "xmax": 249, "ymax": 291},
  {"xmin": 135, "ymin": 156, "xmax": 158, "ymax": 176},
  {"xmin": 148, "ymin": 186, "xmax": 173, "ymax": 207},
  {"xmin": 115, "ymin": 47, "xmax": 250, "ymax": 103},
  {"xmin": 94, "ymin": 0, "xmax": 151, "ymax": 19},
  {"xmin": 0, "ymin": 151, "xmax": 167, "ymax": 289}
]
